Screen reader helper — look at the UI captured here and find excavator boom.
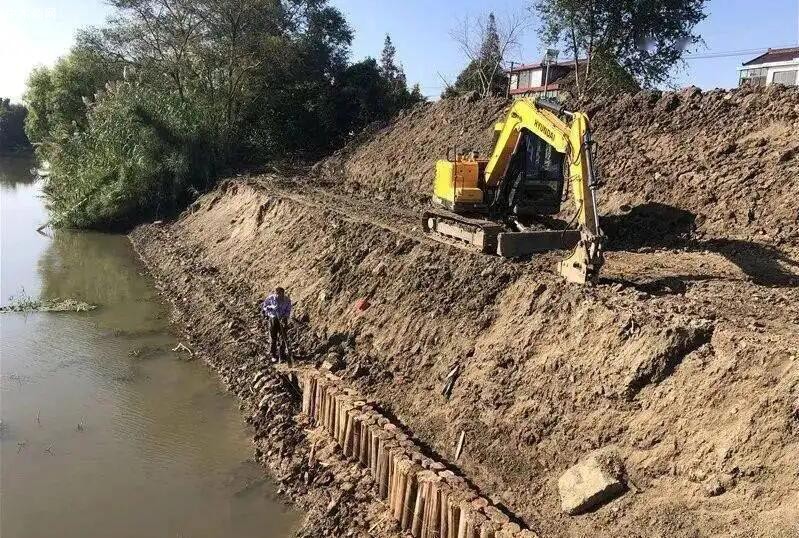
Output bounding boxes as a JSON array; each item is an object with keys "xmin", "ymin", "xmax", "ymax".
[{"xmin": 422, "ymin": 98, "xmax": 604, "ymax": 284}]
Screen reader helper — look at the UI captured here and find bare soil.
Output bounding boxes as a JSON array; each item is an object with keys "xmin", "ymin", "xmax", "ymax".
[{"xmin": 130, "ymin": 85, "xmax": 799, "ymax": 537}]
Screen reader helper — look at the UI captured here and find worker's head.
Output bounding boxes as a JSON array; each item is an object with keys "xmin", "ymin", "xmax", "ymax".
[{"xmin": 275, "ymin": 286, "xmax": 285, "ymax": 298}]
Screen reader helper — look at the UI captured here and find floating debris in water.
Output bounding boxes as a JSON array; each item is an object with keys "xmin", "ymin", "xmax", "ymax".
[{"xmin": 0, "ymin": 290, "xmax": 97, "ymax": 313}]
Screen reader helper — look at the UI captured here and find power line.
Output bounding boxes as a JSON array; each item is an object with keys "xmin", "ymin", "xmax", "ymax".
[{"xmin": 684, "ymin": 48, "xmax": 771, "ymax": 60}]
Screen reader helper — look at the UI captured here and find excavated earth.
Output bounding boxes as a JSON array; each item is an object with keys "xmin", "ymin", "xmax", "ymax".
[{"xmin": 131, "ymin": 85, "xmax": 799, "ymax": 537}]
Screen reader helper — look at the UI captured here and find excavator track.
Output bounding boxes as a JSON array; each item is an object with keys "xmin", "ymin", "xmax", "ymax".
[
  {"xmin": 421, "ymin": 208, "xmax": 504, "ymax": 254},
  {"xmin": 422, "ymin": 207, "xmax": 582, "ymax": 258}
]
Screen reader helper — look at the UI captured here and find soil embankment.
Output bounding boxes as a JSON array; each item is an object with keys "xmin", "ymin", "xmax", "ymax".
[{"xmin": 131, "ymin": 85, "xmax": 799, "ymax": 537}]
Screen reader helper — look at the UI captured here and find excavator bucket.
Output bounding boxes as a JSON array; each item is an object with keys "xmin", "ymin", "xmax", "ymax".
[
  {"xmin": 557, "ymin": 232, "xmax": 604, "ymax": 284},
  {"xmin": 496, "ymin": 230, "xmax": 580, "ymax": 257}
]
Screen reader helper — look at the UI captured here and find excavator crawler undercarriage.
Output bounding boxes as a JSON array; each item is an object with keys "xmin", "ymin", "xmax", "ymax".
[{"xmin": 422, "ymin": 208, "xmax": 580, "ymax": 257}]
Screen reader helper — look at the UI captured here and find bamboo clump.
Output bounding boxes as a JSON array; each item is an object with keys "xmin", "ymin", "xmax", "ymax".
[{"xmin": 298, "ymin": 370, "xmax": 537, "ymax": 538}]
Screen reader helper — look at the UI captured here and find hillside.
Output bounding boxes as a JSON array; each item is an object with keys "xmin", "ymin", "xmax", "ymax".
[{"xmin": 131, "ymin": 86, "xmax": 799, "ymax": 537}]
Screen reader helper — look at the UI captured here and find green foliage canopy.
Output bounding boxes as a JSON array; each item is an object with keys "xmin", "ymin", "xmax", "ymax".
[
  {"xmin": 533, "ymin": 0, "xmax": 707, "ymax": 96},
  {"xmin": 26, "ymin": 0, "xmax": 423, "ymax": 229},
  {"xmin": 43, "ymin": 80, "xmax": 216, "ymax": 229}
]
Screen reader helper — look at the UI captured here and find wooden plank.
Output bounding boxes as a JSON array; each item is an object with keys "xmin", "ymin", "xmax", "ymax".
[
  {"xmin": 297, "ymin": 369, "xmax": 532, "ymax": 538},
  {"xmin": 401, "ymin": 462, "xmax": 423, "ymax": 531}
]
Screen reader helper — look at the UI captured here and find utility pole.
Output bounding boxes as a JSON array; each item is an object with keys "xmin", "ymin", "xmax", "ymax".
[
  {"xmin": 543, "ymin": 48, "xmax": 559, "ymax": 98},
  {"xmin": 507, "ymin": 61, "xmax": 515, "ymax": 98}
]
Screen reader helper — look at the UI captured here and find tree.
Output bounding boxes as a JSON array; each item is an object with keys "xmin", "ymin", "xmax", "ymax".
[
  {"xmin": 0, "ymin": 99, "xmax": 31, "ymax": 152},
  {"xmin": 379, "ymin": 35, "xmax": 406, "ymax": 91},
  {"xmin": 408, "ymin": 83, "xmax": 424, "ymax": 103},
  {"xmin": 23, "ymin": 0, "xmax": 429, "ymax": 229},
  {"xmin": 24, "ymin": 47, "xmax": 118, "ymax": 145},
  {"xmin": 377, "ymin": 34, "xmax": 425, "ymax": 115},
  {"xmin": 328, "ymin": 58, "xmax": 392, "ymax": 141},
  {"xmin": 42, "ymin": 79, "xmax": 216, "ymax": 229},
  {"xmin": 480, "ymin": 13, "xmax": 502, "ymax": 69},
  {"xmin": 444, "ymin": 11, "xmax": 528, "ymax": 98},
  {"xmin": 533, "ymin": 0, "xmax": 707, "ymax": 97}
]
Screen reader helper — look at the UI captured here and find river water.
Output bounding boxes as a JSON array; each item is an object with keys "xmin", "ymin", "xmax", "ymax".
[{"xmin": 0, "ymin": 155, "xmax": 299, "ymax": 537}]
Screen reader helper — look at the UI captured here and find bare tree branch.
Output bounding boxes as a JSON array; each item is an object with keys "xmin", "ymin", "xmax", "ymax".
[{"xmin": 449, "ymin": 10, "xmax": 531, "ymax": 98}]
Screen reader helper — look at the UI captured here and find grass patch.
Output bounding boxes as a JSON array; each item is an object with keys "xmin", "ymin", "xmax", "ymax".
[{"xmin": 1, "ymin": 289, "xmax": 97, "ymax": 313}]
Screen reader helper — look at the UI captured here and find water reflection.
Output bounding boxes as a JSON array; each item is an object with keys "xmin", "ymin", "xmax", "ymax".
[
  {"xmin": 37, "ymin": 229, "xmax": 163, "ymax": 331},
  {"xmin": 0, "ymin": 153, "xmax": 37, "ymax": 189}
]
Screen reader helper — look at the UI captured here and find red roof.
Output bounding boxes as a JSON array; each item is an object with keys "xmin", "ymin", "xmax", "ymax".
[
  {"xmin": 509, "ymin": 83, "xmax": 562, "ymax": 95},
  {"xmin": 742, "ymin": 46, "xmax": 799, "ymax": 66},
  {"xmin": 509, "ymin": 58, "xmax": 587, "ymax": 73}
]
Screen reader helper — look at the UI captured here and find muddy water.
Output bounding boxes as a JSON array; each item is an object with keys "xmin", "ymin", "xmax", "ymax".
[{"xmin": 0, "ymin": 155, "xmax": 299, "ymax": 537}]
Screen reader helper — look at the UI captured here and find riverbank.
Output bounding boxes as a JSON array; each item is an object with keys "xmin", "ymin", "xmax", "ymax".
[
  {"xmin": 129, "ymin": 176, "xmax": 798, "ymax": 538},
  {"xmin": 129, "ymin": 223, "xmax": 406, "ymax": 538}
]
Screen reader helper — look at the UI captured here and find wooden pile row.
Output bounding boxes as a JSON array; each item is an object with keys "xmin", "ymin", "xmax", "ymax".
[{"xmin": 301, "ymin": 371, "xmax": 538, "ymax": 538}]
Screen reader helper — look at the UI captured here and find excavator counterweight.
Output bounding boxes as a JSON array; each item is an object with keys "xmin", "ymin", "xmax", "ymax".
[{"xmin": 422, "ymin": 98, "xmax": 604, "ymax": 284}]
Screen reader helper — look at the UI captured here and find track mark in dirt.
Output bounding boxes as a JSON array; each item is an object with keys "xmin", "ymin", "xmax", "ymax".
[{"xmin": 250, "ymin": 178, "xmax": 487, "ymax": 258}]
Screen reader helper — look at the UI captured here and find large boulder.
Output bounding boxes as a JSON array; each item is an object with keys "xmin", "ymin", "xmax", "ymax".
[{"xmin": 558, "ymin": 454, "xmax": 626, "ymax": 515}]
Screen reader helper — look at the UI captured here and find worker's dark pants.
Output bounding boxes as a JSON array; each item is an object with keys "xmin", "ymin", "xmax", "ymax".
[{"xmin": 268, "ymin": 316, "xmax": 288, "ymax": 358}]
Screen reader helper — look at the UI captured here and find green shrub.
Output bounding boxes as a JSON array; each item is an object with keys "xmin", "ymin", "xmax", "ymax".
[
  {"xmin": 43, "ymin": 80, "xmax": 217, "ymax": 229},
  {"xmin": 0, "ymin": 98, "xmax": 31, "ymax": 152},
  {"xmin": 24, "ymin": 48, "xmax": 117, "ymax": 146}
]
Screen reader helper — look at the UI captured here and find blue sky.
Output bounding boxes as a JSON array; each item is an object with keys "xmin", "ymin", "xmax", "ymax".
[{"xmin": 1, "ymin": 0, "xmax": 797, "ymax": 101}]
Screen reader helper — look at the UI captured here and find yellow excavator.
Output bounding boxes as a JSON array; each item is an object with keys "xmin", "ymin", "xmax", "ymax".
[{"xmin": 422, "ymin": 98, "xmax": 604, "ymax": 284}]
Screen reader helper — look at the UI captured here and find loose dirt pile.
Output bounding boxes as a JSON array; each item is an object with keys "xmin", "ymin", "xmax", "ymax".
[
  {"xmin": 131, "ymin": 85, "xmax": 799, "ymax": 538},
  {"xmin": 311, "ymin": 95, "xmax": 508, "ymax": 202},
  {"xmin": 589, "ymin": 85, "xmax": 799, "ymax": 249},
  {"xmin": 316, "ymin": 85, "xmax": 799, "ymax": 250}
]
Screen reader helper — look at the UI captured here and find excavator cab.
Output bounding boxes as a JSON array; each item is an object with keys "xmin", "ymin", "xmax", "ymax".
[{"xmin": 499, "ymin": 130, "xmax": 565, "ymax": 217}]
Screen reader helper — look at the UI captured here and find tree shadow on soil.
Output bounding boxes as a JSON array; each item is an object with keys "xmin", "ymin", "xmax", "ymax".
[{"xmin": 602, "ymin": 202, "xmax": 799, "ymax": 289}]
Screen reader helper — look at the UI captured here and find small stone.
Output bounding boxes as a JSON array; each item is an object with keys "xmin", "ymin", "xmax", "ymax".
[
  {"xmin": 326, "ymin": 494, "xmax": 340, "ymax": 515},
  {"xmin": 704, "ymin": 478, "xmax": 725, "ymax": 497},
  {"xmin": 558, "ymin": 456, "xmax": 626, "ymax": 515},
  {"xmin": 321, "ymin": 353, "xmax": 344, "ymax": 372}
]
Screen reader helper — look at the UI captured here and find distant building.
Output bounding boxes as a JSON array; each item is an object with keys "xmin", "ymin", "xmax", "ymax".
[
  {"xmin": 738, "ymin": 46, "xmax": 799, "ymax": 87},
  {"xmin": 508, "ymin": 58, "xmax": 586, "ymax": 100}
]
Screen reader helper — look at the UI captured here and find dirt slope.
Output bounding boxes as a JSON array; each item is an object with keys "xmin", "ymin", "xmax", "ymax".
[
  {"xmin": 311, "ymin": 95, "xmax": 507, "ymax": 202},
  {"xmin": 132, "ymin": 86, "xmax": 799, "ymax": 537},
  {"xmin": 316, "ymin": 85, "xmax": 799, "ymax": 249}
]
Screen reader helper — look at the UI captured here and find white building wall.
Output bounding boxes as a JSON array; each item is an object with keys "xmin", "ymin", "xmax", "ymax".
[
  {"xmin": 739, "ymin": 59, "xmax": 799, "ymax": 86},
  {"xmin": 530, "ymin": 69, "xmax": 543, "ymax": 88},
  {"xmin": 767, "ymin": 65, "xmax": 798, "ymax": 85}
]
